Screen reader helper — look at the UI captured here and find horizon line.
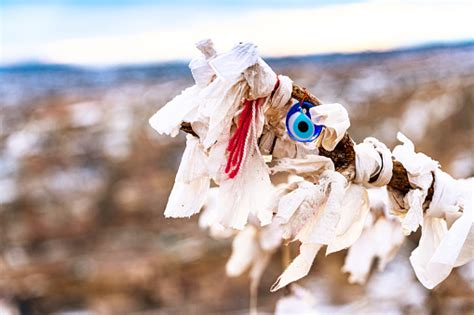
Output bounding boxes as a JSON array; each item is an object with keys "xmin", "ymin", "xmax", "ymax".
[{"xmin": 1, "ymin": 39, "xmax": 473, "ymax": 70}]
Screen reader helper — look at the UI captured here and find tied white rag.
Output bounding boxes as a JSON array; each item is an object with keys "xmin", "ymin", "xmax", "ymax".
[
  {"xmin": 342, "ymin": 187, "xmax": 405, "ymax": 284},
  {"xmin": 389, "ymin": 132, "xmax": 439, "ymax": 234},
  {"xmin": 149, "ymin": 39, "xmax": 217, "ymax": 137},
  {"xmin": 268, "ymin": 102, "xmax": 367, "ymax": 292},
  {"xmin": 309, "ymin": 103, "xmax": 350, "ymax": 151},
  {"xmin": 150, "ymin": 40, "xmax": 284, "ymax": 230},
  {"xmin": 409, "ymin": 169, "xmax": 473, "ymax": 289},
  {"xmin": 354, "ymin": 137, "xmax": 393, "ymax": 187},
  {"xmin": 387, "ymin": 132, "xmax": 473, "ymax": 289}
]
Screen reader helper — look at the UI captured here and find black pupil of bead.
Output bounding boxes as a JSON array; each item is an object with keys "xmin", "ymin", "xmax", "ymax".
[{"xmin": 298, "ymin": 121, "xmax": 309, "ymax": 132}]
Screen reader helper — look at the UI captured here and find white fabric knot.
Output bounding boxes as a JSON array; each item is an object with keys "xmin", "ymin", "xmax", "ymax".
[
  {"xmin": 209, "ymin": 42, "xmax": 259, "ymax": 82},
  {"xmin": 269, "ymin": 75, "xmax": 293, "ymax": 110},
  {"xmin": 389, "ymin": 132, "xmax": 439, "ymax": 235},
  {"xmin": 354, "ymin": 137, "xmax": 393, "ymax": 187},
  {"xmin": 426, "ymin": 169, "xmax": 469, "ymax": 219},
  {"xmin": 195, "ymin": 38, "xmax": 217, "ymax": 59},
  {"xmin": 409, "ymin": 169, "xmax": 473, "ymax": 289},
  {"xmin": 392, "ymin": 132, "xmax": 439, "ymax": 190},
  {"xmin": 262, "ymin": 75, "xmax": 293, "ymax": 137},
  {"xmin": 189, "ymin": 39, "xmax": 217, "ymax": 87},
  {"xmin": 309, "ymin": 103, "xmax": 350, "ymax": 151},
  {"xmin": 244, "ymin": 58, "xmax": 278, "ymax": 99}
]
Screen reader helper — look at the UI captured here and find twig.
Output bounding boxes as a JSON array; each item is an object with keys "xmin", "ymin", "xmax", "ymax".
[{"xmin": 180, "ymin": 122, "xmax": 198, "ymax": 137}]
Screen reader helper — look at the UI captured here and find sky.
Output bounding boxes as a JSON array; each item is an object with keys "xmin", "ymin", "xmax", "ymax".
[{"xmin": 0, "ymin": 0, "xmax": 473, "ymax": 65}]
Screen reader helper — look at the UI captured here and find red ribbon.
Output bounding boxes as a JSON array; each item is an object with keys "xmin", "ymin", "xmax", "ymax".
[{"xmin": 225, "ymin": 78, "xmax": 280, "ymax": 179}]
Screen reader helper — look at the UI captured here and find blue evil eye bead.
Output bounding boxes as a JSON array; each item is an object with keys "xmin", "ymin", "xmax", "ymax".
[{"xmin": 285, "ymin": 101, "xmax": 323, "ymax": 142}]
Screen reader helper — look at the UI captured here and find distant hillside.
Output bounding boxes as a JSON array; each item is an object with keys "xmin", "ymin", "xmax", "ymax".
[
  {"xmin": 1, "ymin": 40, "xmax": 473, "ymax": 108},
  {"xmin": 1, "ymin": 40, "xmax": 473, "ymax": 73}
]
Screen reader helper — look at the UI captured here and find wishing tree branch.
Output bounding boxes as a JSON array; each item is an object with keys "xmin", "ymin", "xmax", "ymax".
[{"xmin": 179, "ymin": 83, "xmax": 434, "ymax": 209}]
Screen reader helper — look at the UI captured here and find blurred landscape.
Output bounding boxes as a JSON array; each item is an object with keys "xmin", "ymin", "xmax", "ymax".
[{"xmin": 1, "ymin": 42, "xmax": 473, "ymax": 314}]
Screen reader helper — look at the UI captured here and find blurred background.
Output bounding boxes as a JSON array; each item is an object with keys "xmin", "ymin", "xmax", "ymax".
[{"xmin": 0, "ymin": 1, "xmax": 473, "ymax": 314}]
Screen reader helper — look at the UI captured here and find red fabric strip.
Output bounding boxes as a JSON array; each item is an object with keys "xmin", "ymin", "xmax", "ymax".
[{"xmin": 225, "ymin": 77, "xmax": 280, "ymax": 179}]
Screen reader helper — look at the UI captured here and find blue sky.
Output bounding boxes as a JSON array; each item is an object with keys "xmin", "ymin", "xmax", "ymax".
[
  {"xmin": 1, "ymin": 0, "xmax": 473, "ymax": 65},
  {"xmin": 1, "ymin": 0, "xmax": 360, "ymax": 7}
]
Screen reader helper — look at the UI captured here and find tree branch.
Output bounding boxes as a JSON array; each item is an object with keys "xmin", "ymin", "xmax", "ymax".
[{"xmin": 179, "ymin": 83, "xmax": 433, "ymax": 205}]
